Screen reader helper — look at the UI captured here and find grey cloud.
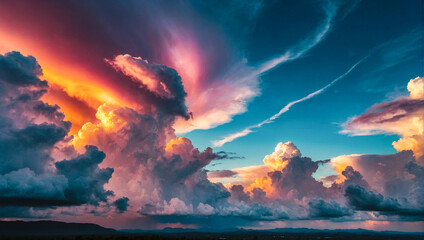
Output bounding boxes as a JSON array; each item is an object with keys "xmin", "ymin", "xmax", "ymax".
[
  {"xmin": 269, "ymin": 156, "xmax": 329, "ymax": 200},
  {"xmin": 308, "ymin": 199, "xmax": 352, "ymax": 218},
  {"xmin": 0, "ymin": 51, "xmax": 44, "ymax": 87},
  {"xmin": 55, "ymin": 146, "xmax": 114, "ymax": 206},
  {"xmin": 0, "ymin": 52, "xmax": 114, "ymax": 212},
  {"xmin": 113, "ymin": 197, "xmax": 130, "ymax": 213},
  {"xmin": 345, "ymin": 184, "xmax": 424, "ymax": 217},
  {"xmin": 208, "ymin": 170, "xmax": 237, "ymax": 178}
]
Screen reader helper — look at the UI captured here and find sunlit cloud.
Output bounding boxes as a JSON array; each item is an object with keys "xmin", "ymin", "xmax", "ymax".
[{"xmin": 342, "ymin": 76, "xmax": 424, "ymax": 162}]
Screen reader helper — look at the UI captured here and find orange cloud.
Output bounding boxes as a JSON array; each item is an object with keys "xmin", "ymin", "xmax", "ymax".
[{"xmin": 213, "ymin": 142, "xmax": 303, "ymax": 198}]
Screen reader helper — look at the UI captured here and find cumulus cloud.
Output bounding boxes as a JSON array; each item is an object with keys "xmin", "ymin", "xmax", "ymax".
[
  {"xmin": 113, "ymin": 197, "xmax": 129, "ymax": 213},
  {"xmin": 1, "ymin": 51, "xmax": 422, "ymax": 227},
  {"xmin": 55, "ymin": 146, "xmax": 114, "ymax": 206},
  {"xmin": 342, "ymin": 76, "xmax": 424, "ymax": 163},
  {"xmin": 345, "ymin": 184, "xmax": 423, "ymax": 218},
  {"xmin": 207, "ymin": 140, "xmax": 424, "ymax": 222},
  {"xmin": 330, "ymin": 151, "xmax": 415, "ymax": 195},
  {"xmin": 0, "ymin": 52, "xmax": 114, "ymax": 212},
  {"xmin": 0, "ymin": 168, "xmax": 67, "ymax": 206},
  {"xmin": 0, "ymin": 51, "xmax": 44, "ymax": 87},
  {"xmin": 308, "ymin": 199, "xmax": 352, "ymax": 218},
  {"xmin": 263, "ymin": 141, "xmax": 301, "ymax": 171},
  {"xmin": 268, "ymin": 155, "xmax": 329, "ymax": 200},
  {"xmin": 70, "ymin": 58, "xmax": 232, "ymax": 219}
]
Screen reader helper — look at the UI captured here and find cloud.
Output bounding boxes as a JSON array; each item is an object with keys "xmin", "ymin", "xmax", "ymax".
[
  {"xmin": 207, "ymin": 140, "xmax": 424, "ymax": 222},
  {"xmin": 330, "ymin": 151, "xmax": 415, "ymax": 195},
  {"xmin": 0, "ymin": 146, "xmax": 114, "ymax": 207},
  {"xmin": 0, "ymin": 123, "xmax": 68, "ymax": 174},
  {"xmin": 268, "ymin": 155, "xmax": 329, "ymax": 200},
  {"xmin": 0, "ymin": 0, "xmax": 355, "ymax": 136},
  {"xmin": 404, "ymin": 161, "xmax": 424, "ymax": 207},
  {"xmin": 1, "ymin": 2, "xmax": 423, "ymax": 230},
  {"xmin": 339, "ymin": 166, "xmax": 370, "ymax": 189},
  {"xmin": 55, "ymin": 146, "xmax": 114, "ymax": 206},
  {"xmin": 263, "ymin": 141, "xmax": 301, "ymax": 171},
  {"xmin": 175, "ymin": 0, "xmax": 348, "ymax": 133},
  {"xmin": 68, "ymin": 63, "xmax": 231, "ymax": 218},
  {"xmin": 0, "ymin": 51, "xmax": 44, "ymax": 87},
  {"xmin": 342, "ymin": 76, "xmax": 424, "ymax": 163},
  {"xmin": 345, "ymin": 184, "xmax": 424, "ymax": 217},
  {"xmin": 0, "ymin": 168, "xmax": 67, "ymax": 206},
  {"xmin": 208, "ymin": 170, "xmax": 238, "ymax": 179},
  {"xmin": 308, "ymin": 199, "xmax": 352, "ymax": 218},
  {"xmin": 2, "ymin": 52, "xmax": 421, "ymax": 226},
  {"xmin": 113, "ymin": 197, "xmax": 129, "ymax": 213},
  {"xmin": 106, "ymin": 54, "xmax": 190, "ymax": 119},
  {"xmin": 213, "ymin": 56, "xmax": 367, "ymax": 147},
  {"xmin": 0, "ymin": 52, "xmax": 114, "ymax": 211}
]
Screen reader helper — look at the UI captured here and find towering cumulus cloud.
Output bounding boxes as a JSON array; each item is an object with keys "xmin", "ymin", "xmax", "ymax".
[
  {"xmin": 0, "ymin": 52, "xmax": 113, "ymax": 213},
  {"xmin": 72, "ymin": 54, "xmax": 231, "ymax": 221}
]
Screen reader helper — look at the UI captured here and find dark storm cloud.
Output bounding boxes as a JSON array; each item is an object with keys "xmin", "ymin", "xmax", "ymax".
[
  {"xmin": 0, "ymin": 51, "xmax": 44, "ymax": 86},
  {"xmin": 0, "ymin": 206, "xmax": 50, "ymax": 218},
  {"xmin": 0, "ymin": 52, "xmax": 114, "ymax": 211},
  {"xmin": 0, "ymin": 123, "xmax": 67, "ymax": 174},
  {"xmin": 344, "ymin": 184, "xmax": 424, "ymax": 217},
  {"xmin": 55, "ymin": 146, "xmax": 114, "ymax": 206},
  {"xmin": 113, "ymin": 197, "xmax": 129, "ymax": 213},
  {"xmin": 308, "ymin": 199, "xmax": 352, "ymax": 218},
  {"xmin": 0, "ymin": 168, "xmax": 68, "ymax": 206}
]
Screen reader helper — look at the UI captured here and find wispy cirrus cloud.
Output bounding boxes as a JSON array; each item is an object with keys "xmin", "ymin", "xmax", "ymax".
[
  {"xmin": 174, "ymin": 0, "xmax": 346, "ymax": 133},
  {"xmin": 212, "ymin": 56, "xmax": 368, "ymax": 147}
]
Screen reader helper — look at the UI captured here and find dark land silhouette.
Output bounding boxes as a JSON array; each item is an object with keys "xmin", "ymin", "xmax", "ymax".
[{"xmin": 0, "ymin": 220, "xmax": 422, "ymax": 240}]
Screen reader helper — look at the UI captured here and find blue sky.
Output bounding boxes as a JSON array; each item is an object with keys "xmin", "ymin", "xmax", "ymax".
[{"xmin": 183, "ymin": 0, "xmax": 423, "ymax": 172}]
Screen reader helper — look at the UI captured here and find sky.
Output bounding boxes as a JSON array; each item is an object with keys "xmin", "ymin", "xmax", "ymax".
[{"xmin": 0, "ymin": 0, "xmax": 423, "ymax": 232}]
